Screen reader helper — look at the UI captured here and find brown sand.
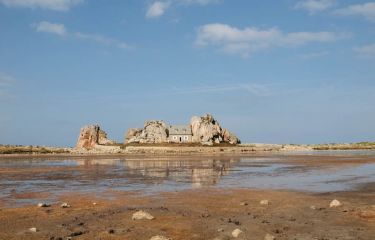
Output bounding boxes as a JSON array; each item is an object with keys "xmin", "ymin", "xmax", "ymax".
[{"xmin": 0, "ymin": 188, "xmax": 374, "ymax": 240}]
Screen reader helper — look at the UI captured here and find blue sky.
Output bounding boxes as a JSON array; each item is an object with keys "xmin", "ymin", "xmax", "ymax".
[{"xmin": 0, "ymin": 0, "xmax": 374, "ymax": 146}]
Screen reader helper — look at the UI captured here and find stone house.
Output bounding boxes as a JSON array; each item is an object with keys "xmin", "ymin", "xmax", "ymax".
[{"xmin": 168, "ymin": 125, "xmax": 192, "ymax": 143}]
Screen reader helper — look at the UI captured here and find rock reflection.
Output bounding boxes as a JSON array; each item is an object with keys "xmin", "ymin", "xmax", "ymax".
[{"xmin": 75, "ymin": 158, "xmax": 236, "ymax": 187}]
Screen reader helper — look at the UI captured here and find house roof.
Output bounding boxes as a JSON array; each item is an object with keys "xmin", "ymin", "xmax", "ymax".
[{"xmin": 168, "ymin": 125, "xmax": 192, "ymax": 135}]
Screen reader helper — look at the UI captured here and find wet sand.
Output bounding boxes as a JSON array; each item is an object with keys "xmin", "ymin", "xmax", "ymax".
[
  {"xmin": 0, "ymin": 153, "xmax": 374, "ymax": 239},
  {"xmin": 0, "ymin": 188, "xmax": 374, "ymax": 240}
]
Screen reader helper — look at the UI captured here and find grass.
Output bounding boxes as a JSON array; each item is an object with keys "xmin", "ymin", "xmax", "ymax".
[{"xmin": 0, "ymin": 145, "xmax": 69, "ymax": 154}]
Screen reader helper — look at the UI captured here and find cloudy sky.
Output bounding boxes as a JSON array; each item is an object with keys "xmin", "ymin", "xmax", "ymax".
[{"xmin": 0, "ymin": 0, "xmax": 374, "ymax": 146}]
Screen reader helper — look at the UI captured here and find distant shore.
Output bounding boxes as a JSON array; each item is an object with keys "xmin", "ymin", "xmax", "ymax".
[{"xmin": 0, "ymin": 142, "xmax": 374, "ymax": 156}]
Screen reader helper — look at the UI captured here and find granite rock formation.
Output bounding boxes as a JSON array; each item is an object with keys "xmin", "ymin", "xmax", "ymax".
[
  {"xmin": 76, "ymin": 125, "xmax": 115, "ymax": 150},
  {"xmin": 190, "ymin": 114, "xmax": 240, "ymax": 144},
  {"xmin": 125, "ymin": 121, "xmax": 168, "ymax": 144},
  {"xmin": 124, "ymin": 114, "xmax": 240, "ymax": 145}
]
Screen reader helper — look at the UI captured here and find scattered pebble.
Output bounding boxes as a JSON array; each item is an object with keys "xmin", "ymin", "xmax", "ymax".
[
  {"xmin": 93, "ymin": 202, "xmax": 97, "ymax": 206},
  {"xmin": 231, "ymin": 229, "xmax": 243, "ymax": 238},
  {"xmin": 217, "ymin": 228, "xmax": 224, "ymax": 232},
  {"xmin": 264, "ymin": 233, "xmax": 276, "ymax": 240},
  {"xmin": 240, "ymin": 202, "xmax": 248, "ymax": 206},
  {"xmin": 29, "ymin": 227, "xmax": 38, "ymax": 232},
  {"xmin": 329, "ymin": 199, "xmax": 342, "ymax": 208},
  {"xmin": 37, "ymin": 203, "xmax": 50, "ymax": 208},
  {"xmin": 310, "ymin": 205, "xmax": 316, "ymax": 210},
  {"xmin": 132, "ymin": 210, "xmax": 155, "ymax": 220},
  {"xmin": 260, "ymin": 200, "xmax": 269, "ymax": 205},
  {"xmin": 150, "ymin": 235, "xmax": 171, "ymax": 240},
  {"xmin": 61, "ymin": 203, "xmax": 71, "ymax": 208}
]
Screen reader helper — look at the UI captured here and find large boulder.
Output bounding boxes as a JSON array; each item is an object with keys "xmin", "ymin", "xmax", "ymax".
[
  {"xmin": 190, "ymin": 114, "xmax": 240, "ymax": 145},
  {"xmin": 124, "ymin": 128, "xmax": 143, "ymax": 143},
  {"xmin": 76, "ymin": 125, "xmax": 115, "ymax": 149},
  {"xmin": 124, "ymin": 121, "xmax": 168, "ymax": 144}
]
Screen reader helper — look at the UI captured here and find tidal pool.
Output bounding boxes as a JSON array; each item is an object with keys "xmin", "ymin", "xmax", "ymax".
[{"xmin": 0, "ymin": 151, "xmax": 374, "ymax": 206}]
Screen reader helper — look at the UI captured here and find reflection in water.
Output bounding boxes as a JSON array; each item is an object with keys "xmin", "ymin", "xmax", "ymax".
[
  {"xmin": 1, "ymin": 152, "xmax": 375, "ymax": 206},
  {"xmin": 75, "ymin": 158, "xmax": 236, "ymax": 187}
]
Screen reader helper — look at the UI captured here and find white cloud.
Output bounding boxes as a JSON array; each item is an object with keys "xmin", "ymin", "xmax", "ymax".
[
  {"xmin": 146, "ymin": 0, "xmax": 219, "ymax": 19},
  {"xmin": 34, "ymin": 21, "xmax": 130, "ymax": 49},
  {"xmin": 180, "ymin": 0, "xmax": 220, "ymax": 5},
  {"xmin": 354, "ymin": 43, "xmax": 375, "ymax": 57},
  {"xmin": 0, "ymin": 0, "xmax": 83, "ymax": 11},
  {"xmin": 195, "ymin": 23, "xmax": 343, "ymax": 57},
  {"xmin": 74, "ymin": 32, "xmax": 130, "ymax": 49},
  {"xmin": 294, "ymin": 0, "xmax": 336, "ymax": 14},
  {"xmin": 334, "ymin": 2, "xmax": 375, "ymax": 22},
  {"xmin": 35, "ymin": 21, "xmax": 67, "ymax": 36},
  {"xmin": 146, "ymin": 1, "xmax": 171, "ymax": 18}
]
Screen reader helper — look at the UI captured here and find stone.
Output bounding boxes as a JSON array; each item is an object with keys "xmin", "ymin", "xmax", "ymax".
[
  {"xmin": 125, "ymin": 121, "xmax": 168, "ymax": 144},
  {"xmin": 124, "ymin": 128, "xmax": 143, "ymax": 143},
  {"xmin": 61, "ymin": 203, "xmax": 71, "ymax": 208},
  {"xmin": 231, "ymin": 229, "xmax": 243, "ymax": 238},
  {"xmin": 329, "ymin": 199, "xmax": 342, "ymax": 208},
  {"xmin": 222, "ymin": 128, "xmax": 241, "ymax": 144},
  {"xmin": 76, "ymin": 124, "xmax": 115, "ymax": 149},
  {"xmin": 240, "ymin": 202, "xmax": 248, "ymax": 206},
  {"xmin": 217, "ymin": 228, "xmax": 224, "ymax": 232},
  {"xmin": 29, "ymin": 227, "xmax": 38, "ymax": 232},
  {"xmin": 37, "ymin": 203, "xmax": 50, "ymax": 207},
  {"xmin": 264, "ymin": 233, "xmax": 276, "ymax": 240},
  {"xmin": 150, "ymin": 236, "xmax": 171, "ymax": 240},
  {"xmin": 310, "ymin": 205, "xmax": 316, "ymax": 210},
  {"xmin": 132, "ymin": 210, "xmax": 155, "ymax": 220},
  {"xmin": 190, "ymin": 114, "xmax": 240, "ymax": 145},
  {"xmin": 260, "ymin": 200, "xmax": 269, "ymax": 205}
]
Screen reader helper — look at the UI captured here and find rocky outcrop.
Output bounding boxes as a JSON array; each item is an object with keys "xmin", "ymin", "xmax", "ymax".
[
  {"xmin": 124, "ymin": 114, "xmax": 240, "ymax": 145},
  {"xmin": 76, "ymin": 125, "xmax": 115, "ymax": 150},
  {"xmin": 190, "ymin": 114, "xmax": 240, "ymax": 145},
  {"xmin": 125, "ymin": 121, "xmax": 168, "ymax": 144}
]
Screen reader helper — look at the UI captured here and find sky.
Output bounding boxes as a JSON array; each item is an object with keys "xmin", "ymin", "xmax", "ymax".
[{"xmin": 0, "ymin": 0, "xmax": 374, "ymax": 147}]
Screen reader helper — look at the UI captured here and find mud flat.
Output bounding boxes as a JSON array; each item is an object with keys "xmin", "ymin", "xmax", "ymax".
[{"xmin": 0, "ymin": 152, "xmax": 374, "ymax": 239}]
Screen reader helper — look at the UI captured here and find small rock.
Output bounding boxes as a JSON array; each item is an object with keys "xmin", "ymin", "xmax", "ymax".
[
  {"xmin": 310, "ymin": 205, "xmax": 316, "ymax": 210},
  {"xmin": 37, "ymin": 203, "xmax": 50, "ymax": 208},
  {"xmin": 260, "ymin": 200, "xmax": 269, "ymax": 205},
  {"xmin": 231, "ymin": 229, "xmax": 243, "ymax": 238},
  {"xmin": 329, "ymin": 199, "xmax": 342, "ymax": 208},
  {"xmin": 264, "ymin": 233, "xmax": 276, "ymax": 240},
  {"xmin": 61, "ymin": 203, "xmax": 71, "ymax": 208},
  {"xmin": 132, "ymin": 210, "xmax": 155, "ymax": 220},
  {"xmin": 150, "ymin": 236, "xmax": 171, "ymax": 240},
  {"xmin": 29, "ymin": 227, "xmax": 38, "ymax": 232},
  {"xmin": 217, "ymin": 228, "xmax": 224, "ymax": 232},
  {"xmin": 240, "ymin": 202, "xmax": 248, "ymax": 206},
  {"xmin": 93, "ymin": 202, "xmax": 97, "ymax": 206}
]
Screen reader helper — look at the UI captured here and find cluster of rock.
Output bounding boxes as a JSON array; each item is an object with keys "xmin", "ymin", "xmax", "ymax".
[
  {"xmin": 76, "ymin": 125, "xmax": 115, "ymax": 150},
  {"xmin": 76, "ymin": 114, "xmax": 240, "ymax": 150},
  {"xmin": 125, "ymin": 120, "xmax": 168, "ymax": 144},
  {"xmin": 191, "ymin": 114, "xmax": 240, "ymax": 145},
  {"xmin": 125, "ymin": 114, "xmax": 240, "ymax": 145}
]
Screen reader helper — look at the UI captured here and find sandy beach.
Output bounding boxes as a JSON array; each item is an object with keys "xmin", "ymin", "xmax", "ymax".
[{"xmin": 0, "ymin": 152, "xmax": 375, "ymax": 239}]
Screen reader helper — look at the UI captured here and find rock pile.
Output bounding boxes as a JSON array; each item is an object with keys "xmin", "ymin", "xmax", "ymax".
[
  {"xmin": 76, "ymin": 125, "xmax": 115, "ymax": 150},
  {"xmin": 125, "ymin": 121, "xmax": 168, "ymax": 144},
  {"xmin": 190, "ymin": 114, "xmax": 240, "ymax": 145},
  {"xmin": 124, "ymin": 114, "xmax": 240, "ymax": 145}
]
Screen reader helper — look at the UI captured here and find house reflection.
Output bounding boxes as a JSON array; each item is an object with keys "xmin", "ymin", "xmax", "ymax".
[{"xmin": 75, "ymin": 158, "xmax": 237, "ymax": 187}]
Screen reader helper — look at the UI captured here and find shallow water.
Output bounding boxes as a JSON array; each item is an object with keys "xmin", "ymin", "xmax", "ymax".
[{"xmin": 0, "ymin": 151, "xmax": 375, "ymax": 206}]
